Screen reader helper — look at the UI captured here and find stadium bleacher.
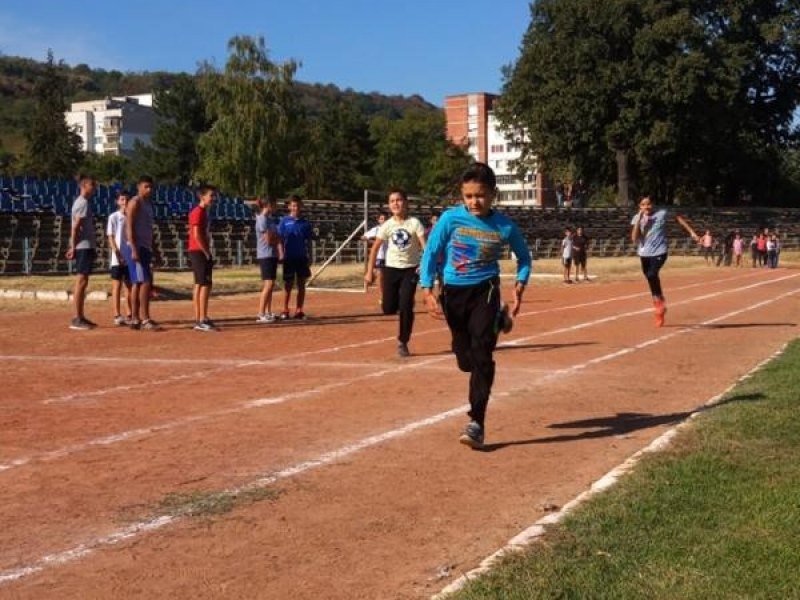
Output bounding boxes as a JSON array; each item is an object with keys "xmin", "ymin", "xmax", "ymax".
[{"xmin": 0, "ymin": 176, "xmax": 798, "ymax": 275}]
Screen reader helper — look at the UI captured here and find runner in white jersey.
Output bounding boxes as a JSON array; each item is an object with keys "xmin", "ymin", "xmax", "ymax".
[{"xmin": 106, "ymin": 190, "xmax": 132, "ymax": 325}]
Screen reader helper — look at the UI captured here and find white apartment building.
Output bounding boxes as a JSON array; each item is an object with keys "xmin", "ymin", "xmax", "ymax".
[
  {"xmin": 486, "ymin": 111, "xmax": 539, "ymax": 205},
  {"xmin": 65, "ymin": 93, "xmax": 155, "ymax": 156},
  {"xmin": 445, "ymin": 92, "xmax": 545, "ymax": 206}
]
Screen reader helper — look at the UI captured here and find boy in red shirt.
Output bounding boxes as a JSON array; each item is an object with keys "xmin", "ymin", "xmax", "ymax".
[{"xmin": 188, "ymin": 185, "xmax": 216, "ymax": 331}]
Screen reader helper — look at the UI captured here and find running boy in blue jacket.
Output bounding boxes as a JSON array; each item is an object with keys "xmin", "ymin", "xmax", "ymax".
[{"xmin": 420, "ymin": 162, "xmax": 531, "ymax": 449}]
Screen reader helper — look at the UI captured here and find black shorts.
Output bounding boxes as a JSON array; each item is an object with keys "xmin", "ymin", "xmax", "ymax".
[
  {"xmin": 110, "ymin": 265, "xmax": 131, "ymax": 283},
  {"xmin": 189, "ymin": 251, "xmax": 213, "ymax": 286},
  {"xmin": 562, "ymin": 257, "xmax": 572, "ymax": 268},
  {"xmin": 74, "ymin": 248, "xmax": 95, "ymax": 275},
  {"xmin": 258, "ymin": 257, "xmax": 278, "ymax": 281},
  {"xmin": 283, "ymin": 257, "xmax": 311, "ymax": 282},
  {"xmin": 573, "ymin": 252, "xmax": 587, "ymax": 268}
]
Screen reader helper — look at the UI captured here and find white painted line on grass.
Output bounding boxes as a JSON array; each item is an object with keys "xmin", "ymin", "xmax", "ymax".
[{"xmin": 1, "ymin": 287, "xmax": 797, "ymax": 586}]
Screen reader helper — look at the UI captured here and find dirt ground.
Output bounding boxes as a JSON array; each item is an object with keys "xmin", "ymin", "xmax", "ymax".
[{"xmin": 1, "ymin": 265, "xmax": 798, "ymax": 599}]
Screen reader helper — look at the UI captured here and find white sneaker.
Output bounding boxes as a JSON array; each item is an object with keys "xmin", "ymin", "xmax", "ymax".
[
  {"xmin": 264, "ymin": 312, "xmax": 276, "ymax": 323},
  {"xmin": 257, "ymin": 314, "xmax": 269, "ymax": 323}
]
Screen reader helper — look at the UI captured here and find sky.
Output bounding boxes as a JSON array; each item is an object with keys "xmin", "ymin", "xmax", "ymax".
[{"xmin": 0, "ymin": 0, "xmax": 532, "ymax": 106}]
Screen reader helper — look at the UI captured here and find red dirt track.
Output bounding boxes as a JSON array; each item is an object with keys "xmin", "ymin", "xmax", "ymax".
[{"xmin": 1, "ymin": 267, "xmax": 798, "ymax": 599}]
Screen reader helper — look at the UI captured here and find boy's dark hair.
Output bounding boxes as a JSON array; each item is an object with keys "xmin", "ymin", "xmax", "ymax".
[
  {"xmin": 388, "ymin": 187, "xmax": 408, "ymax": 201},
  {"xmin": 287, "ymin": 194, "xmax": 302, "ymax": 203},
  {"xmin": 197, "ymin": 183, "xmax": 216, "ymax": 197},
  {"xmin": 77, "ymin": 173, "xmax": 95, "ymax": 184},
  {"xmin": 115, "ymin": 189, "xmax": 130, "ymax": 199},
  {"xmin": 460, "ymin": 162, "xmax": 496, "ymax": 189},
  {"xmin": 138, "ymin": 175, "xmax": 154, "ymax": 185}
]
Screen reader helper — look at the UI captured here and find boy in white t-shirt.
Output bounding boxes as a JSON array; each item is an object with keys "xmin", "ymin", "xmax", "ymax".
[
  {"xmin": 106, "ymin": 190, "xmax": 132, "ymax": 325},
  {"xmin": 365, "ymin": 189, "xmax": 426, "ymax": 357},
  {"xmin": 561, "ymin": 227, "xmax": 574, "ymax": 284}
]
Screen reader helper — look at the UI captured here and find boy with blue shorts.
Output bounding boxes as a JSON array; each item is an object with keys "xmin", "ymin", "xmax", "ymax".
[
  {"xmin": 124, "ymin": 175, "xmax": 158, "ymax": 330},
  {"xmin": 420, "ymin": 162, "xmax": 531, "ymax": 449}
]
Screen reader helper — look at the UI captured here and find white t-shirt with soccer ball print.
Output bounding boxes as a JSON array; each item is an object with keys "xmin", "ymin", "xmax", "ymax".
[{"xmin": 378, "ymin": 216, "xmax": 425, "ymax": 269}]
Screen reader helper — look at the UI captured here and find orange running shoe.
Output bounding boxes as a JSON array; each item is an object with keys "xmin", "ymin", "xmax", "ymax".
[{"xmin": 654, "ymin": 299, "xmax": 667, "ymax": 327}]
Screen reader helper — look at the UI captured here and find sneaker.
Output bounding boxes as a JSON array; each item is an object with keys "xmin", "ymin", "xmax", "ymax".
[
  {"xmin": 459, "ymin": 421, "xmax": 485, "ymax": 449},
  {"xmin": 397, "ymin": 342, "xmax": 410, "ymax": 358},
  {"xmin": 194, "ymin": 320, "xmax": 215, "ymax": 332},
  {"xmin": 69, "ymin": 317, "xmax": 92, "ymax": 331},
  {"xmin": 495, "ymin": 303, "xmax": 513, "ymax": 335},
  {"xmin": 141, "ymin": 319, "xmax": 160, "ymax": 331},
  {"xmin": 654, "ymin": 300, "xmax": 667, "ymax": 328},
  {"xmin": 129, "ymin": 320, "xmax": 141, "ymax": 331},
  {"xmin": 294, "ymin": 310, "xmax": 307, "ymax": 320},
  {"xmin": 257, "ymin": 313, "xmax": 274, "ymax": 324},
  {"xmin": 113, "ymin": 315, "xmax": 126, "ymax": 326},
  {"xmin": 82, "ymin": 317, "xmax": 98, "ymax": 328},
  {"xmin": 279, "ymin": 311, "xmax": 291, "ymax": 321}
]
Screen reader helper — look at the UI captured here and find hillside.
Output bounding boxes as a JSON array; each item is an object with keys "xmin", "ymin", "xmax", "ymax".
[{"xmin": 0, "ymin": 54, "xmax": 440, "ymax": 155}]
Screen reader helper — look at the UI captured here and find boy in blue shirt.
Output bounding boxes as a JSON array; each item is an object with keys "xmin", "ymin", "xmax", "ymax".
[
  {"xmin": 278, "ymin": 194, "xmax": 313, "ymax": 320},
  {"xmin": 420, "ymin": 162, "xmax": 531, "ymax": 449}
]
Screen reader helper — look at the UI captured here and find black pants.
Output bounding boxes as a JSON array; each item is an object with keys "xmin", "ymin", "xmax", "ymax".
[
  {"xmin": 640, "ymin": 253, "xmax": 668, "ymax": 299},
  {"xmin": 442, "ymin": 278, "xmax": 501, "ymax": 428},
  {"xmin": 381, "ymin": 266, "xmax": 418, "ymax": 344}
]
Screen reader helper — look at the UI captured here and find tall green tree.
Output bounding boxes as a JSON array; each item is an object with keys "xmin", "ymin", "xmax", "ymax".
[
  {"xmin": 305, "ymin": 100, "xmax": 374, "ymax": 200},
  {"xmin": 22, "ymin": 50, "xmax": 83, "ymax": 177},
  {"xmin": 498, "ymin": 0, "xmax": 800, "ymax": 206},
  {"xmin": 196, "ymin": 35, "xmax": 302, "ymax": 197},
  {"xmin": 370, "ymin": 108, "xmax": 464, "ymax": 196},
  {"xmin": 133, "ymin": 74, "xmax": 208, "ymax": 185}
]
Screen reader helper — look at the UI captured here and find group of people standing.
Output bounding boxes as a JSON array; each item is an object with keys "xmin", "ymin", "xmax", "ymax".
[
  {"xmin": 68, "ymin": 179, "xmax": 315, "ymax": 334},
  {"xmin": 559, "ymin": 225, "xmax": 590, "ymax": 283},
  {"xmin": 68, "ymin": 175, "xmax": 159, "ymax": 331},
  {"xmin": 699, "ymin": 228, "xmax": 782, "ymax": 269}
]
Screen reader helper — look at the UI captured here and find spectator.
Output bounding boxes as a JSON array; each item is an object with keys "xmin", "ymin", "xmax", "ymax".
[{"xmin": 66, "ymin": 174, "xmax": 98, "ymax": 330}]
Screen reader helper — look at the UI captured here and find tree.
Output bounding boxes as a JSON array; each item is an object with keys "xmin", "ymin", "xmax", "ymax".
[
  {"xmin": 370, "ymin": 108, "xmax": 463, "ymax": 196},
  {"xmin": 21, "ymin": 50, "xmax": 83, "ymax": 177},
  {"xmin": 80, "ymin": 152, "xmax": 132, "ymax": 184},
  {"xmin": 132, "ymin": 74, "xmax": 209, "ymax": 185},
  {"xmin": 303, "ymin": 100, "xmax": 374, "ymax": 200},
  {"xmin": 498, "ymin": 0, "xmax": 800, "ymax": 206},
  {"xmin": 196, "ymin": 35, "xmax": 303, "ymax": 198}
]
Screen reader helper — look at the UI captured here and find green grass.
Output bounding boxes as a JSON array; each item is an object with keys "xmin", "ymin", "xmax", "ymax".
[
  {"xmin": 450, "ymin": 340, "xmax": 800, "ymax": 600},
  {"xmin": 153, "ymin": 486, "xmax": 281, "ymax": 519}
]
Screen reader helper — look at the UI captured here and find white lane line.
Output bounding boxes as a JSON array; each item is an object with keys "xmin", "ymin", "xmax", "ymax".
[
  {"xmin": 1, "ymin": 273, "xmax": 796, "ymax": 472},
  {"xmin": 41, "ymin": 362, "xmax": 260, "ymax": 405},
  {"xmin": 1, "ymin": 286, "xmax": 796, "ymax": 586},
  {"xmin": 0, "ymin": 269, "xmax": 762, "ymax": 368},
  {"xmin": 0, "ymin": 357, "xmax": 436, "ymax": 473}
]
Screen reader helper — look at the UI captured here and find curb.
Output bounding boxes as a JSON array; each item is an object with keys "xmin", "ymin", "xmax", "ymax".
[{"xmin": 0, "ymin": 289, "xmax": 109, "ymax": 302}]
